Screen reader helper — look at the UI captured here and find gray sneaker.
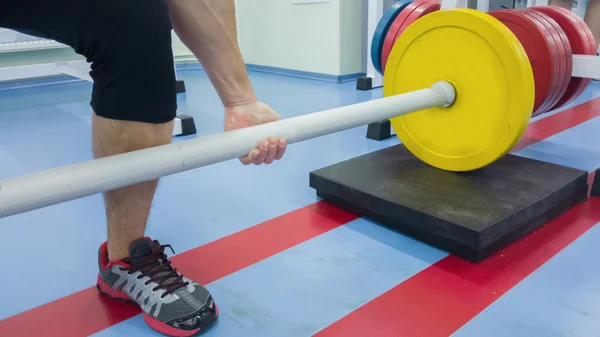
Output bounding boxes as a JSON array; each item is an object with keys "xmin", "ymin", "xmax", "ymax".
[{"xmin": 96, "ymin": 237, "xmax": 218, "ymax": 336}]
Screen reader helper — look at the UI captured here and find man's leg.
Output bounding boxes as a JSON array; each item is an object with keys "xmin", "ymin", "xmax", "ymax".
[
  {"xmin": 90, "ymin": 1, "xmax": 218, "ymax": 336},
  {"xmin": 550, "ymin": 0, "xmax": 600, "ymax": 49},
  {"xmin": 92, "ymin": 115, "xmax": 173, "ymax": 261},
  {"xmin": 548, "ymin": 0, "xmax": 573, "ymax": 10},
  {"xmin": 83, "ymin": 0, "xmax": 178, "ymax": 264},
  {"xmin": 549, "ymin": 0, "xmax": 573, "ymax": 11},
  {"xmin": 1, "ymin": 0, "xmax": 218, "ymax": 335},
  {"xmin": 584, "ymin": 0, "xmax": 600, "ymax": 48}
]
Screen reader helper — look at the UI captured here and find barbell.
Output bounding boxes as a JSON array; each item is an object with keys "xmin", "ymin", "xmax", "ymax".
[{"xmin": 0, "ymin": 9, "xmax": 535, "ymax": 218}]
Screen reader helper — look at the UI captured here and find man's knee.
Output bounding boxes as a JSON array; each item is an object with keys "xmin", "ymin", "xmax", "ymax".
[
  {"xmin": 589, "ymin": 0, "xmax": 600, "ymax": 7},
  {"xmin": 549, "ymin": 0, "xmax": 573, "ymax": 9},
  {"xmin": 90, "ymin": 0, "xmax": 177, "ymax": 125}
]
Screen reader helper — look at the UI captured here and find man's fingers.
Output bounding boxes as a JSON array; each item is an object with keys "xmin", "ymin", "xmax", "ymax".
[
  {"xmin": 240, "ymin": 149, "xmax": 258, "ymax": 165},
  {"xmin": 263, "ymin": 137, "xmax": 279, "ymax": 164},
  {"xmin": 239, "ymin": 155, "xmax": 252, "ymax": 165},
  {"xmin": 239, "ymin": 138, "xmax": 286, "ymax": 165},
  {"xmin": 275, "ymin": 138, "xmax": 287, "ymax": 160},
  {"xmin": 252, "ymin": 140, "xmax": 269, "ymax": 165}
]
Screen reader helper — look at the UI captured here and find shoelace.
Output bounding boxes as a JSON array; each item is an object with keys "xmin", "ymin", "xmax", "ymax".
[{"xmin": 120, "ymin": 243, "xmax": 190, "ymax": 298}]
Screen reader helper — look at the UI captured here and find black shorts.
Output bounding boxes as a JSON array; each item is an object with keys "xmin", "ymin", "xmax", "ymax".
[{"xmin": 0, "ymin": 0, "xmax": 177, "ymax": 124}]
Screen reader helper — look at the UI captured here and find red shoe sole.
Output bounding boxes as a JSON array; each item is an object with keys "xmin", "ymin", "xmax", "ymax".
[{"xmin": 96, "ymin": 275, "xmax": 218, "ymax": 337}]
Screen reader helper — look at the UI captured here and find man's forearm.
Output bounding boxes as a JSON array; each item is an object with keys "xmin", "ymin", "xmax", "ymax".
[{"xmin": 167, "ymin": 0, "xmax": 256, "ymax": 106}]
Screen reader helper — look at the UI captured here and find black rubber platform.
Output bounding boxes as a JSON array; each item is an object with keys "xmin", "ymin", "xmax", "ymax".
[
  {"xmin": 176, "ymin": 79, "xmax": 186, "ymax": 93},
  {"xmin": 177, "ymin": 114, "xmax": 197, "ymax": 136},
  {"xmin": 366, "ymin": 120, "xmax": 393, "ymax": 141},
  {"xmin": 309, "ymin": 144, "xmax": 588, "ymax": 262},
  {"xmin": 591, "ymin": 168, "xmax": 600, "ymax": 198},
  {"xmin": 355, "ymin": 76, "xmax": 373, "ymax": 91}
]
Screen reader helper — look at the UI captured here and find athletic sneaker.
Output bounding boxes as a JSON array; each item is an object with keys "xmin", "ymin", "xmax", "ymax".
[{"xmin": 96, "ymin": 237, "xmax": 218, "ymax": 336}]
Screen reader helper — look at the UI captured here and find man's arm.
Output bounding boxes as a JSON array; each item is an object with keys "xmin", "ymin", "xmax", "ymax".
[
  {"xmin": 166, "ymin": 0, "xmax": 287, "ymax": 165},
  {"xmin": 167, "ymin": 0, "xmax": 254, "ymax": 106}
]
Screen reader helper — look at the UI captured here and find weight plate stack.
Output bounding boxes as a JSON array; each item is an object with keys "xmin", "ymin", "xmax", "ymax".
[
  {"xmin": 371, "ymin": 0, "xmax": 413, "ymax": 75},
  {"xmin": 532, "ymin": 6, "xmax": 595, "ymax": 108},
  {"xmin": 489, "ymin": 9, "xmax": 561, "ymax": 116}
]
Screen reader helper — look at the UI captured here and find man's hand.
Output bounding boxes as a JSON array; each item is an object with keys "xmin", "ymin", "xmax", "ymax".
[
  {"xmin": 224, "ymin": 101, "xmax": 287, "ymax": 165},
  {"xmin": 167, "ymin": 0, "xmax": 286, "ymax": 165}
]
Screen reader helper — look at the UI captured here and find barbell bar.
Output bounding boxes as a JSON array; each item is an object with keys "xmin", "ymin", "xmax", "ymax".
[
  {"xmin": 0, "ymin": 8, "xmax": 537, "ymax": 219},
  {"xmin": 0, "ymin": 82, "xmax": 455, "ymax": 218}
]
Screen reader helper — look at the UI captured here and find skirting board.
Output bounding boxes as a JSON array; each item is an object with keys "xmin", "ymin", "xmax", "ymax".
[
  {"xmin": 0, "ymin": 61, "xmax": 364, "ymax": 91},
  {"xmin": 245, "ymin": 64, "xmax": 365, "ymax": 83}
]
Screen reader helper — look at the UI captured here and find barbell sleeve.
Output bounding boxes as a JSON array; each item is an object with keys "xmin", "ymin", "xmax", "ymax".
[{"xmin": 0, "ymin": 81, "xmax": 455, "ymax": 218}]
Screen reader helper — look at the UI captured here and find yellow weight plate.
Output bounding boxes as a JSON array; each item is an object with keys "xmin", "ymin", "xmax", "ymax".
[{"xmin": 384, "ymin": 9, "xmax": 534, "ymax": 171}]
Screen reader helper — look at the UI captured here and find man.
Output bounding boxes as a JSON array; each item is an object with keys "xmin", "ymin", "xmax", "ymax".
[
  {"xmin": 1, "ymin": 0, "xmax": 286, "ymax": 336},
  {"xmin": 550, "ymin": 0, "xmax": 600, "ymax": 48}
]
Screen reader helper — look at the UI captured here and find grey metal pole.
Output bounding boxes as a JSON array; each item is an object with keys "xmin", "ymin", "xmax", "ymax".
[{"xmin": 0, "ymin": 81, "xmax": 455, "ymax": 218}]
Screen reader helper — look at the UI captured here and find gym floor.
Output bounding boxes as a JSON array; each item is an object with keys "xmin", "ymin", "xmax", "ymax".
[{"xmin": 1, "ymin": 67, "xmax": 600, "ymax": 337}]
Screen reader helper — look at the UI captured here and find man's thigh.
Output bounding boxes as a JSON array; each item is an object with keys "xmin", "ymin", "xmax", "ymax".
[{"xmin": 0, "ymin": 0, "xmax": 178, "ymax": 124}]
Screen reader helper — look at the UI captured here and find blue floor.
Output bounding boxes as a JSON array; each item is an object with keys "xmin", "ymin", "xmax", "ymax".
[
  {"xmin": 2, "ymin": 68, "xmax": 600, "ymax": 336},
  {"xmin": 0, "ymin": 69, "xmax": 397, "ymax": 320}
]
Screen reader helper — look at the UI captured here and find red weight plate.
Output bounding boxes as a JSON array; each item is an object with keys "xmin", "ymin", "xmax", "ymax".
[
  {"xmin": 489, "ymin": 10, "xmax": 558, "ymax": 116},
  {"xmin": 522, "ymin": 8, "xmax": 570, "ymax": 113},
  {"xmin": 397, "ymin": 0, "xmax": 441, "ymax": 36},
  {"xmin": 533, "ymin": 6, "xmax": 594, "ymax": 108},
  {"xmin": 381, "ymin": 1, "xmax": 422, "ymax": 73},
  {"xmin": 546, "ymin": 13, "xmax": 573, "ymax": 112},
  {"xmin": 550, "ymin": 6, "xmax": 598, "ymax": 52},
  {"xmin": 525, "ymin": 9, "xmax": 573, "ymax": 112},
  {"xmin": 517, "ymin": 9, "xmax": 562, "ymax": 115}
]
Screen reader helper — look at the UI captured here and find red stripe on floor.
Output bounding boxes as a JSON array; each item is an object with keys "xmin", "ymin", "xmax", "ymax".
[
  {"xmin": 313, "ymin": 197, "xmax": 600, "ymax": 337},
  {"xmin": 0, "ymin": 202, "xmax": 357, "ymax": 337},
  {"xmin": 513, "ymin": 98, "xmax": 600, "ymax": 152},
  {"xmin": 314, "ymin": 97, "xmax": 600, "ymax": 337}
]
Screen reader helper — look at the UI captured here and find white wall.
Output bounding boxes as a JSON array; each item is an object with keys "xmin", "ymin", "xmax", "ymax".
[
  {"xmin": 0, "ymin": 0, "xmax": 366, "ymax": 77},
  {"xmin": 236, "ymin": 0, "xmax": 364, "ymax": 76},
  {"xmin": 339, "ymin": 0, "xmax": 364, "ymax": 75},
  {"xmin": 237, "ymin": 0, "xmax": 342, "ymax": 75}
]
